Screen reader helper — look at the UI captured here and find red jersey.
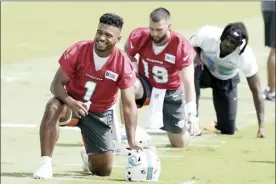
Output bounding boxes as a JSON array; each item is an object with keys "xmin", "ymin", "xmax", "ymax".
[
  {"xmin": 126, "ymin": 27, "xmax": 195, "ymax": 90},
  {"xmin": 58, "ymin": 40, "xmax": 136, "ymax": 113}
]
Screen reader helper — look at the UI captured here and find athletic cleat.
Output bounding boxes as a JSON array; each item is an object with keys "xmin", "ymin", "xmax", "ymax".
[
  {"xmin": 263, "ymin": 87, "xmax": 275, "ymax": 101},
  {"xmin": 33, "ymin": 157, "xmax": 53, "ymax": 179},
  {"xmin": 80, "ymin": 146, "xmax": 89, "ymax": 172},
  {"xmin": 263, "ymin": 88, "xmax": 269, "ymax": 99},
  {"xmin": 202, "ymin": 121, "xmax": 220, "ymax": 134},
  {"xmin": 203, "ymin": 121, "xmax": 239, "ymax": 133},
  {"xmin": 265, "ymin": 93, "xmax": 275, "ymax": 101}
]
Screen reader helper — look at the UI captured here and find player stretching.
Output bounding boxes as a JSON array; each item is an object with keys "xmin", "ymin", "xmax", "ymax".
[
  {"xmin": 121, "ymin": 7, "xmax": 200, "ymax": 148},
  {"xmin": 33, "ymin": 13, "xmax": 141, "ymax": 179},
  {"xmin": 191, "ymin": 22, "xmax": 265, "ymax": 137}
]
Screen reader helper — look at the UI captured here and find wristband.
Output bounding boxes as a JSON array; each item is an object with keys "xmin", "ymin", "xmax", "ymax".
[{"xmin": 186, "ymin": 101, "xmax": 197, "ymax": 115}]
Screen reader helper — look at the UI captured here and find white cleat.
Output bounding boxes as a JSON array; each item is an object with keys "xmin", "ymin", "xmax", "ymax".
[
  {"xmin": 33, "ymin": 156, "xmax": 53, "ymax": 179},
  {"xmin": 80, "ymin": 147, "xmax": 89, "ymax": 172}
]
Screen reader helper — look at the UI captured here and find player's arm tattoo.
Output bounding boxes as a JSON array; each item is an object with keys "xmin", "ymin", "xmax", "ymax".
[{"xmin": 246, "ymin": 73, "xmax": 264, "ymax": 128}]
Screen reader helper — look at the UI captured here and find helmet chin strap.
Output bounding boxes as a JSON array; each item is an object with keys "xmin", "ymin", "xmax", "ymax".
[{"xmin": 239, "ymin": 38, "xmax": 246, "ymax": 50}]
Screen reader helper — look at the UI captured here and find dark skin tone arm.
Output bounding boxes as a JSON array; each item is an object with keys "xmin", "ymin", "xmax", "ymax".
[
  {"xmin": 121, "ymin": 86, "xmax": 143, "ymax": 150},
  {"xmin": 246, "ymin": 73, "xmax": 265, "ymax": 138},
  {"xmin": 50, "ymin": 67, "xmax": 72, "ymax": 104},
  {"xmin": 50, "ymin": 67, "xmax": 88, "ymax": 118},
  {"xmin": 193, "ymin": 46, "xmax": 265, "ymax": 138}
]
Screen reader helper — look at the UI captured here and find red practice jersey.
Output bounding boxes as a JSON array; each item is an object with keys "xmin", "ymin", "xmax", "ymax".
[
  {"xmin": 126, "ymin": 27, "xmax": 195, "ymax": 90},
  {"xmin": 58, "ymin": 40, "xmax": 136, "ymax": 113}
]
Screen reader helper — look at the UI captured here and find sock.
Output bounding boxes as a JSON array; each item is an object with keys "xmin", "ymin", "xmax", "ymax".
[
  {"xmin": 267, "ymin": 92, "xmax": 275, "ymax": 98},
  {"xmin": 40, "ymin": 156, "xmax": 52, "ymax": 164}
]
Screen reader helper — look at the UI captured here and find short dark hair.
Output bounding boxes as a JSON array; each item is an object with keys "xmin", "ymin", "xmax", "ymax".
[
  {"xmin": 220, "ymin": 22, "xmax": 249, "ymax": 55},
  {"xmin": 150, "ymin": 7, "xmax": 171, "ymax": 22},
  {"xmin": 99, "ymin": 13, "xmax": 124, "ymax": 30}
]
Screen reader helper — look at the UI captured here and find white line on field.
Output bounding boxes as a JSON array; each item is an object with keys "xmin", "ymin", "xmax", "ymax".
[
  {"xmin": 246, "ymin": 110, "xmax": 256, "ymax": 114},
  {"xmin": 180, "ymin": 181, "xmax": 198, "ymax": 184},
  {"xmin": 21, "ymin": 176, "xmax": 110, "ymax": 182},
  {"xmin": 64, "ymin": 163, "xmax": 125, "ymax": 168},
  {"xmin": 0, "ymin": 122, "xmax": 229, "ymax": 149},
  {"xmin": 189, "ymin": 143, "xmax": 221, "ymax": 148},
  {"xmin": 1, "ymin": 123, "xmax": 80, "ymax": 131},
  {"xmin": 158, "ymin": 154, "xmax": 184, "ymax": 158},
  {"xmin": 1, "ymin": 123, "xmax": 37, "ymax": 128}
]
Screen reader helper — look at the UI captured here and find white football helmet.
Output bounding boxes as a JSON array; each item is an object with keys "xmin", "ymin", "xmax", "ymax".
[{"xmin": 125, "ymin": 149, "xmax": 161, "ymax": 182}]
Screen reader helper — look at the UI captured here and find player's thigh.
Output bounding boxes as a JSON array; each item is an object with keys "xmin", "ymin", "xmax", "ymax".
[
  {"xmin": 135, "ymin": 76, "xmax": 152, "ymax": 108},
  {"xmin": 194, "ymin": 65, "xmax": 202, "ymax": 97},
  {"xmin": 78, "ymin": 110, "xmax": 114, "ymax": 168},
  {"xmin": 199, "ymin": 65, "xmax": 213, "ymax": 88},
  {"xmin": 263, "ymin": 11, "xmax": 276, "ymax": 48},
  {"xmin": 162, "ymin": 90, "xmax": 187, "ymax": 134}
]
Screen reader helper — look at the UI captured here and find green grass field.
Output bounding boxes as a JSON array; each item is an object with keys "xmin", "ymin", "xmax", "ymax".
[{"xmin": 1, "ymin": 2, "xmax": 275, "ymax": 184}]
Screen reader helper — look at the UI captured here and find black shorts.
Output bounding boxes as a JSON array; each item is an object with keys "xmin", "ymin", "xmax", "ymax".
[
  {"xmin": 195, "ymin": 65, "xmax": 240, "ymax": 135},
  {"xmin": 135, "ymin": 76, "xmax": 187, "ymax": 134},
  {"xmin": 60, "ymin": 110, "xmax": 114, "ymax": 155},
  {"xmin": 262, "ymin": 11, "xmax": 276, "ymax": 47}
]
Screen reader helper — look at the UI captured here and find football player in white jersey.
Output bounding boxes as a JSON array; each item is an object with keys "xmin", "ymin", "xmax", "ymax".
[{"xmin": 190, "ymin": 22, "xmax": 265, "ymax": 138}]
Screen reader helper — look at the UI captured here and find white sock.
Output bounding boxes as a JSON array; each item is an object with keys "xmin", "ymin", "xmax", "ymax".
[
  {"xmin": 268, "ymin": 92, "xmax": 275, "ymax": 97},
  {"xmin": 40, "ymin": 156, "xmax": 52, "ymax": 164}
]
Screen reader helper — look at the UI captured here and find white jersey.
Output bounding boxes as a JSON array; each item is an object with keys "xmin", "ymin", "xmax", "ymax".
[{"xmin": 190, "ymin": 25, "xmax": 258, "ymax": 80}]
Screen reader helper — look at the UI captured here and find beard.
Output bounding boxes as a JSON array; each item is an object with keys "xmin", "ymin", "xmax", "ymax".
[{"xmin": 151, "ymin": 33, "xmax": 167, "ymax": 44}]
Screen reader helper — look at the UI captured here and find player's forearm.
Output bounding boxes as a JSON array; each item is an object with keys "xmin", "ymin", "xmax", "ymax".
[
  {"xmin": 123, "ymin": 104, "xmax": 138, "ymax": 144},
  {"xmin": 251, "ymin": 89, "xmax": 265, "ymax": 128},
  {"xmin": 246, "ymin": 74, "xmax": 265, "ymax": 128},
  {"xmin": 50, "ymin": 82, "xmax": 74, "ymax": 105},
  {"xmin": 184, "ymin": 82, "xmax": 197, "ymax": 115},
  {"xmin": 182, "ymin": 64, "xmax": 197, "ymax": 115},
  {"xmin": 184, "ymin": 82, "xmax": 196, "ymax": 102}
]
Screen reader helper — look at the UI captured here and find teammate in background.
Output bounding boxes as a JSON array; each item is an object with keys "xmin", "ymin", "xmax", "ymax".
[
  {"xmin": 33, "ymin": 13, "xmax": 141, "ymax": 179},
  {"xmin": 262, "ymin": 0, "xmax": 275, "ymax": 101},
  {"xmin": 121, "ymin": 7, "xmax": 200, "ymax": 148},
  {"xmin": 191, "ymin": 22, "xmax": 265, "ymax": 137}
]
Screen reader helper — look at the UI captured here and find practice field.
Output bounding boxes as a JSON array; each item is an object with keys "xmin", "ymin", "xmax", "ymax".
[{"xmin": 1, "ymin": 2, "xmax": 275, "ymax": 184}]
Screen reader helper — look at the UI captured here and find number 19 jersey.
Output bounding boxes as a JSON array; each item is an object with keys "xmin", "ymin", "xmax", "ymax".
[{"xmin": 126, "ymin": 28, "xmax": 196, "ymax": 90}]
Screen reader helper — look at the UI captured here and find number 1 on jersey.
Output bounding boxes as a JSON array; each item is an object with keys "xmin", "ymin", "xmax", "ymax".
[{"xmin": 83, "ymin": 81, "xmax": 97, "ymax": 101}]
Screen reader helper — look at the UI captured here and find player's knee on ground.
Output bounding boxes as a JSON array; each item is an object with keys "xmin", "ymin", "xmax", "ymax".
[
  {"xmin": 218, "ymin": 121, "xmax": 236, "ymax": 135},
  {"xmin": 220, "ymin": 129, "xmax": 235, "ymax": 135},
  {"xmin": 168, "ymin": 132, "xmax": 190, "ymax": 148},
  {"xmin": 88, "ymin": 152, "xmax": 113, "ymax": 177},
  {"xmin": 89, "ymin": 165, "xmax": 112, "ymax": 177}
]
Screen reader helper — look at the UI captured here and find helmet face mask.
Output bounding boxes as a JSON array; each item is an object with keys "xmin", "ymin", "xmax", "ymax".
[{"xmin": 125, "ymin": 149, "xmax": 161, "ymax": 182}]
